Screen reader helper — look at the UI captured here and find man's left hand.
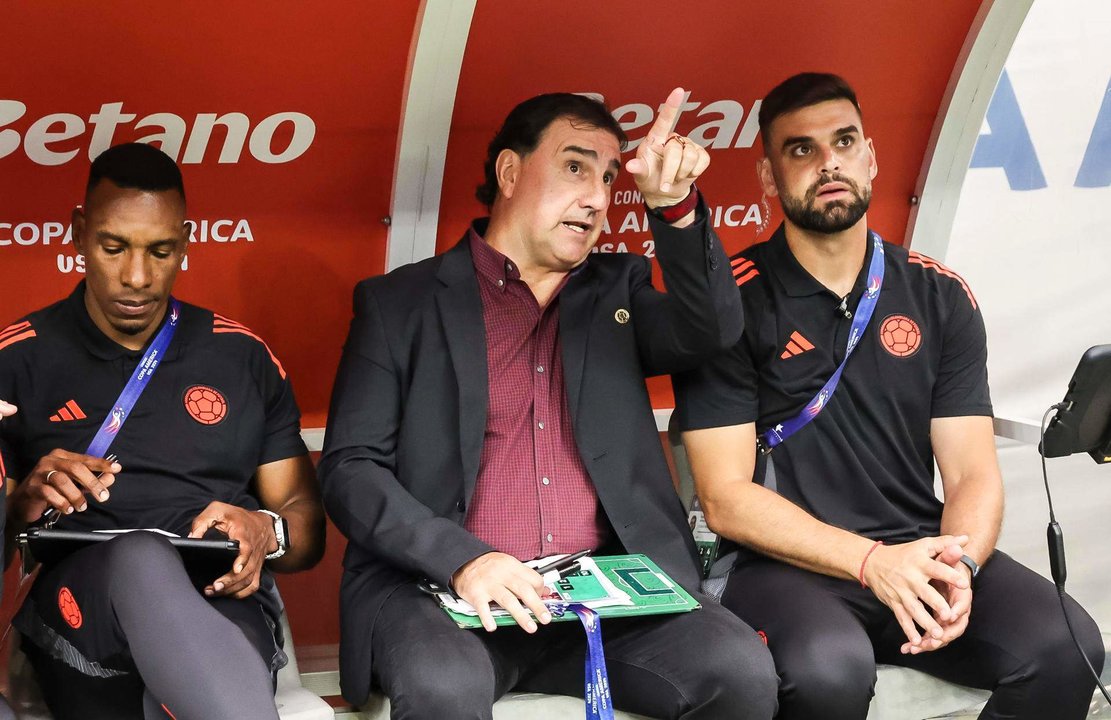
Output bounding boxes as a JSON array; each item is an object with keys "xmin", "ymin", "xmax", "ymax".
[
  {"xmin": 0, "ymin": 400, "xmax": 16, "ymax": 419},
  {"xmin": 189, "ymin": 501, "xmax": 277, "ymax": 599},
  {"xmin": 901, "ymin": 545, "xmax": 974, "ymax": 654},
  {"xmin": 626, "ymin": 87, "xmax": 710, "ymax": 210}
]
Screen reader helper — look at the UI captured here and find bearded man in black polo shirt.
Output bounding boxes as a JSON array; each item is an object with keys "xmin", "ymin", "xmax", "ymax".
[
  {"xmin": 674, "ymin": 73, "xmax": 1103, "ymax": 720},
  {"xmin": 0, "ymin": 143, "xmax": 325, "ymax": 720}
]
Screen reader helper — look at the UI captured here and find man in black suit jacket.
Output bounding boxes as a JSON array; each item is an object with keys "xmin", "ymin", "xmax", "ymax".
[{"xmin": 320, "ymin": 89, "xmax": 777, "ymax": 719}]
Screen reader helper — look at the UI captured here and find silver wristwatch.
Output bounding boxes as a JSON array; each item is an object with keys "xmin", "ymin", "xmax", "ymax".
[{"xmin": 257, "ymin": 509, "xmax": 289, "ymax": 561}]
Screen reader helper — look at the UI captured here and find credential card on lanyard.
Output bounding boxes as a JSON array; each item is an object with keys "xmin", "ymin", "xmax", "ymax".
[
  {"xmin": 760, "ymin": 232, "xmax": 885, "ymax": 453},
  {"xmin": 85, "ymin": 298, "xmax": 181, "ymax": 459}
]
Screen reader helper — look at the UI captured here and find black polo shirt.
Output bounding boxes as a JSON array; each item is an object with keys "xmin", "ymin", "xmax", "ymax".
[
  {"xmin": 0, "ymin": 282, "xmax": 307, "ymax": 537},
  {"xmin": 674, "ymin": 224, "xmax": 992, "ymax": 543}
]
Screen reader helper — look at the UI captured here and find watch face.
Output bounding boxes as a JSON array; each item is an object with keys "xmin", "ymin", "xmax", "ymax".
[{"xmin": 279, "ymin": 518, "xmax": 290, "ymax": 551}]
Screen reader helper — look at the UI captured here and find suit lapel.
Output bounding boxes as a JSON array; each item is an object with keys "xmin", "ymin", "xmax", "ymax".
[
  {"xmin": 559, "ymin": 266, "xmax": 599, "ymax": 426},
  {"xmin": 435, "ymin": 239, "xmax": 488, "ymax": 502}
]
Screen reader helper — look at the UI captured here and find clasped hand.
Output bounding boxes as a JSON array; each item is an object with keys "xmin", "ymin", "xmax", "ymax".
[{"xmin": 862, "ymin": 535, "xmax": 973, "ymax": 654}]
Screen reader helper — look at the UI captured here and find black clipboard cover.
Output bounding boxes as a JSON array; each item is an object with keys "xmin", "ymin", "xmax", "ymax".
[
  {"xmin": 1040, "ymin": 344, "xmax": 1111, "ymax": 463},
  {"xmin": 17, "ymin": 528, "xmax": 240, "ymax": 586}
]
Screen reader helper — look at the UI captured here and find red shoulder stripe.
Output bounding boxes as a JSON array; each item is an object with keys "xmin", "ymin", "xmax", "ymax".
[
  {"xmin": 212, "ymin": 327, "xmax": 287, "ymax": 379},
  {"xmin": 908, "ymin": 252, "xmax": 977, "ymax": 309},
  {"xmin": 0, "ymin": 329, "xmax": 36, "ymax": 352},
  {"xmin": 213, "ymin": 314, "xmax": 251, "ymax": 331},
  {"xmin": 212, "ymin": 314, "xmax": 288, "ymax": 378},
  {"xmin": 0, "ymin": 321, "xmax": 31, "ymax": 342},
  {"xmin": 734, "ymin": 268, "xmax": 760, "ymax": 287},
  {"xmin": 213, "ymin": 321, "xmax": 251, "ymax": 334}
]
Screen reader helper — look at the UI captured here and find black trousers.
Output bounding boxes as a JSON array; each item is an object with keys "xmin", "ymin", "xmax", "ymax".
[
  {"xmin": 369, "ymin": 582, "xmax": 779, "ymax": 720},
  {"xmin": 18, "ymin": 531, "xmax": 282, "ymax": 720},
  {"xmin": 722, "ymin": 551, "xmax": 1104, "ymax": 720}
]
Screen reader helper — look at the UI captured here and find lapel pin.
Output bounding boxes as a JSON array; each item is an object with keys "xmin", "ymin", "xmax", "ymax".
[{"xmin": 614, "ymin": 308, "xmax": 630, "ymax": 324}]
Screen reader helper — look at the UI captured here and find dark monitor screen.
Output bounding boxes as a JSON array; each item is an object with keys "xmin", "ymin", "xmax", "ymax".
[{"xmin": 1040, "ymin": 345, "xmax": 1111, "ymax": 463}]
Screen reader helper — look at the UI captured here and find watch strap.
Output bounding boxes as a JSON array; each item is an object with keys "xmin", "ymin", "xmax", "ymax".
[
  {"xmin": 958, "ymin": 554, "xmax": 979, "ymax": 579},
  {"xmin": 257, "ymin": 509, "xmax": 288, "ymax": 560},
  {"xmin": 645, "ymin": 187, "xmax": 700, "ymax": 224}
]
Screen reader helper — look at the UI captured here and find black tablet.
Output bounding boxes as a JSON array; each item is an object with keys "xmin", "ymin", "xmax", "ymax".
[
  {"xmin": 1040, "ymin": 344, "xmax": 1111, "ymax": 463},
  {"xmin": 17, "ymin": 528, "xmax": 240, "ymax": 587}
]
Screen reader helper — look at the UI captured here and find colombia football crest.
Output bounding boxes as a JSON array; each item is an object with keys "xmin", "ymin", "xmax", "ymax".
[
  {"xmin": 879, "ymin": 314, "xmax": 922, "ymax": 357},
  {"xmin": 58, "ymin": 587, "xmax": 82, "ymax": 629},
  {"xmin": 183, "ymin": 385, "xmax": 228, "ymax": 425}
]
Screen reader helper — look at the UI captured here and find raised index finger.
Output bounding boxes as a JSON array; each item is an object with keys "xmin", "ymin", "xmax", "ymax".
[{"xmin": 645, "ymin": 87, "xmax": 686, "ymax": 146}]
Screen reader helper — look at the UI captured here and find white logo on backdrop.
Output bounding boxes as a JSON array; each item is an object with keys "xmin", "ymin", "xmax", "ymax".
[
  {"xmin": 0, "ymin": 101, "xmax": 316, "ymax": 166},
  {"xmin": 0, "ymin": 219, "xmax": 253, "ymax": 274},
  {"xmin": 0, "ymin": 101, "xmax": 309, "ymax": 272},
  {"xmin": 583, "ymin": 91, "xmax": 768, "ymax": 256}
]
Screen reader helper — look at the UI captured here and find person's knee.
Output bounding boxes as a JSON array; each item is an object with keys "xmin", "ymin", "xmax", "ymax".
[
  {"xmin": 379, "ymin": 644, "xmax": 495, "ymax": 720},
  {"xmin": 1073, "ymin": 612, "xmax": 1106, "ymax": 676},
  {"xmin": 102, "ymin": 531, "xmax": 182, "ymax": 588},
  {"xmin": 694, "ymin": 630, "xmax": 779, "ymax": 719},
  {"xmin": 1030, "ymin": 609, "xmax": 1105, "ymax": 685},
  {"xmin": 776, "ymin": 633, "xmax": 875, "ymax": 718}
]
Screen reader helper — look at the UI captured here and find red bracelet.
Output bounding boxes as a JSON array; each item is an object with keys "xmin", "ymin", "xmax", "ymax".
[
  {"xmin": 646, "ymin": 186, "xmax": 700, "ymax": 224},
  {"xmin": 858, "ymin": 540, "xmax": 884, "ymax": 588}
]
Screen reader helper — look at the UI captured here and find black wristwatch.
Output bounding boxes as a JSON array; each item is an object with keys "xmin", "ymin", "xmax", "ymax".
[
  {"xmin": 958, "ymin": 554, "xmax": 979, "ymax": 579},
  {"xmin": 257, "ymin": 509, "xmax": 290, "ymax": 561}
]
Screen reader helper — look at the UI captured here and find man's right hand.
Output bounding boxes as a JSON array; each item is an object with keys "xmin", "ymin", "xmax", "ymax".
[
  {"xmin": 626, "ymin": 87, "xmax": 711, "ymax": 214},
  {"xmin": 451, "ymin": 552, "xmax": 552, "ymax": 633},
  {"xmin": 861, "ymin": 535, "xmax": 970, "ymax": 650},
  {"xmin": 0, "ymin": 400, "xmax": 16, "ymax": 419},
  {"xmin": 11, "ymin": 450, "xmax": 119, "ymax": 523}
]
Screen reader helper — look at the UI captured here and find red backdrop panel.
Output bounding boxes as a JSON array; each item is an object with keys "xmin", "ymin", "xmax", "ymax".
[
  {"xmin": 439, "ymin": 1, "xmax": 983, "ymax": 407},
  {"xmin": 0, "ymin": 2, "xmax": 421, "ymax": 427}
]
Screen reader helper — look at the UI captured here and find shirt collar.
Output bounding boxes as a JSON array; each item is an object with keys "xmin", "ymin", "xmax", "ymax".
[
  {"xmin": 65, "ymin": 281, "xmax": 197, "ymax": 362},
  {"xmin": 466, "ymin": 218, "xmax": 590, "ymax": 293},
  {"xmin": 766, "ymin": 223, "xmax": 875, "ymax": 299},
  {"xmin": 468, "ymin": 221, "xmax": 519, "ymax": 291}
]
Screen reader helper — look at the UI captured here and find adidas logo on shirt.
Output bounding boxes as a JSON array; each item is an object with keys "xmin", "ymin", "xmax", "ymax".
[
  {"xmin": 49, "ymin": 400, "xmax": 87, "ymax": 423},
  {"xmin": 780, "ymin": 331, "xmax": 815, "ymax": 360}
]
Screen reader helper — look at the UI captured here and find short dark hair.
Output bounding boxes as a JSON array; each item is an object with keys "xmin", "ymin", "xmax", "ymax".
[
  {"xmin": 476, "ymin": 93, "xmax": 628, "ymax": 208},
  {"xmin": 87, "ymin": 142, "xmax": 186, "ymax": 201},
  {"xmin": 758, "ymin": 73, "xmax": 862, "ymax": 151}
]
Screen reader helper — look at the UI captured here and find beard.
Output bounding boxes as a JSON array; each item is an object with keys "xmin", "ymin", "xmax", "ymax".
[{"xmin": 780, "ymin": 173, "xmax": 871, "ymax": 234}]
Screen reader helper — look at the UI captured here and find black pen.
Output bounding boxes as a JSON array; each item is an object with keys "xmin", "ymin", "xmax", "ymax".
[
  {"xmin": 554, "ymin": 561, "xmax": 583, "ymax": 581},
  {"xmin": 534, "ymin": 549, "xmax": 591, "ymax": 577}
]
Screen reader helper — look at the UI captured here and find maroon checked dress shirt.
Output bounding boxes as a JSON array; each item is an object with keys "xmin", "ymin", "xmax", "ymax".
[{"xmin": 463, "ymin": 229, "xmax": 609, "ymax": 561}]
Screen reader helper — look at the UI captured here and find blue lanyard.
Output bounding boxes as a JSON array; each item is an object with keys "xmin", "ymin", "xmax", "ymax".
[
  {"xmin": 760, "ymin": 233, "xmax": 885, "ymax": 454},
  {"xmin": 569, "ymin": 605, "xmax": 614, "ymax": 720},
  {"xmin": 86, "ymin": 298, "xmax": 181, "ymax": 458}
]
